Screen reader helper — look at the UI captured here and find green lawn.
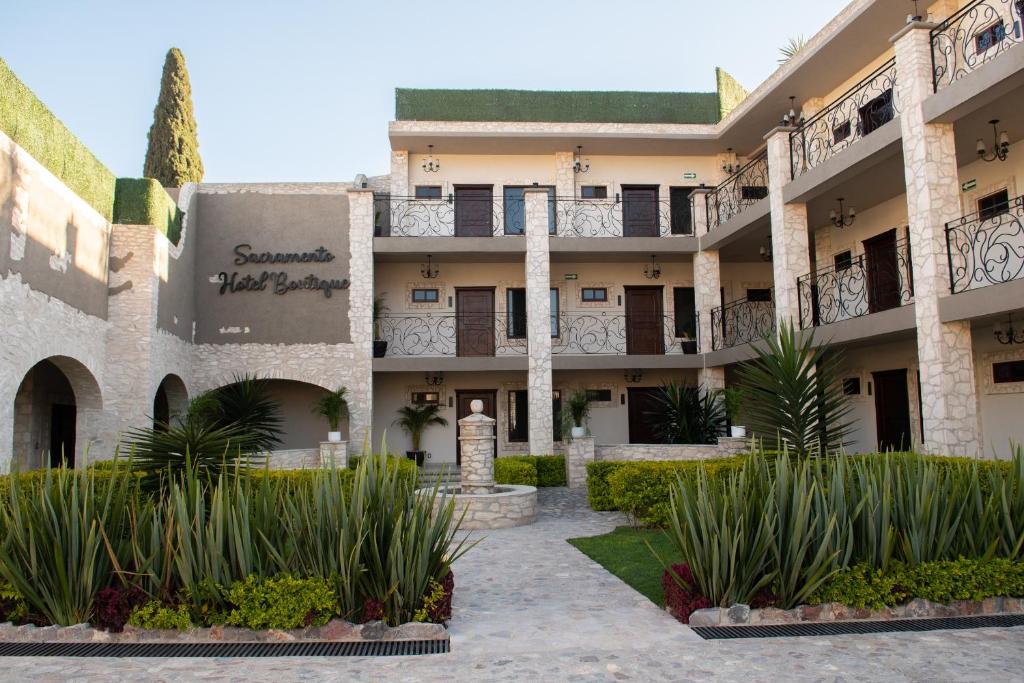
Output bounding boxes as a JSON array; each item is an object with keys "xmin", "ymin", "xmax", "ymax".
[{"xmin": 568, "ymin": 527, "xmax": 681, "ymax": 605}]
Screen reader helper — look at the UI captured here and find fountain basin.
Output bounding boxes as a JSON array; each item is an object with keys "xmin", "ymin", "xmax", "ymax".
[{"xmin": 421, "ymin": 484, "xmax": 538, "ymax": 530}]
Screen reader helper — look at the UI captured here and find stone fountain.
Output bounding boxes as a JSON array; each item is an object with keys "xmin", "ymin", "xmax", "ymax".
[{"xmin": 422, "ymin": 400, "xmax": 537, "ymax": 530}]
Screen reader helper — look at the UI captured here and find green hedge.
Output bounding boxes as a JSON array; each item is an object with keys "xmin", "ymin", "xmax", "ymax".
[
  {"xmin": 395, "ymin": 89, "xmax": 720, "ymax": 125},
  {"xmin": 810, "ymin": 558, "xmax": 1024, "ymax": 609},
  {"xmin": 715, "ymin": 67, "xmax": 749, "ymax": 119},
  {"xmin": 0, "ymin": 57, "xmax": 115, "ymax": 220},
  {"xmin": 113, "ymin": 178, "xmax": 183, "ymax": 244},
  {"xmin": 494, "ymin": 455, "xmax": 566, "ymax": 487}
]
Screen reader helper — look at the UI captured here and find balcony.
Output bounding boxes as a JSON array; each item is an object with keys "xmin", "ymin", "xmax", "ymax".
[
  {"xmin": 789, "ymin": 58, "xmax": 899, "ymax": 179},
  {"xmin": 946, "ymin": 193, "xmax": 1024, "ymax": 293},
  {"xmin": 710, "ymin": 296, "xmax": 775, "ymax": 350},
  {"xmin": 553, "ymin": 195, "xmax": 691, "ymax": 238},
  {"xmin": 931, "ymin": 0, "xmax": 1024, "ymax": 91},
  {"xmin": 551, "ymin": 312, "xmax": 699, "ymax": 355},
  {"xmin": 705, "ymin": 151, "xmax": 769, "ymax": 232},
  {"xmin": 797, "ymin": 234, "xmax": 914, "ymax": 329},
  {"xmin": 377, "ymin": 314, "xmax": 527, "ymax": 357},
  {"xmin": 374, "ymin": 193, "xmax": 526, "ymax": 237}
]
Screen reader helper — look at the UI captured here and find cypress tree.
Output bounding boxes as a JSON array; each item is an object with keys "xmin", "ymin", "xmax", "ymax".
[{"xmin": 144, "ymin": 47, "xmax": 204, "ymax": 186}]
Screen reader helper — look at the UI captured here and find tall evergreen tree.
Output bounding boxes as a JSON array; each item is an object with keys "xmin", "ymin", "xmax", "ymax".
[{"xmin": 144, "ymin": 47, "xmax": 203, "ymax": 186}]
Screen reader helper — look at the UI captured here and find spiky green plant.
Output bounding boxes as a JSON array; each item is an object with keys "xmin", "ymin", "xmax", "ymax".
[
  {"xmin": 646, "ymin": 381, "xmax": 726, "ymax": 445},
  {"xmin": 778, "ymin": 35, "xmax": 807, "ymax": 64},
  {"xmin": 191, "ymin": 374, "xmax": 284, "ymax": 452},
  {"xmin": 393, "ymin": 404, "xmax": 448, "ymax": 452}
]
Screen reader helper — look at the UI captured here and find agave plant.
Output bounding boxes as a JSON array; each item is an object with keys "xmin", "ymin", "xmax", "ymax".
[
  {"xmin": 646, "ymin": 381, "xmax": 725, "ymax": 445},
  {"xmin": 190, "ymin": 374, "xmax": 283, "ymax": 452},
  {"xmin": 778, "ymin": 35, "xmax": 807, "ymax": 64}
]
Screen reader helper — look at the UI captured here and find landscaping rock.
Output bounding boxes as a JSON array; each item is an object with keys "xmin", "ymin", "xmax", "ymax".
[
  {"xmin": 752, "ymin": 607, "xmax": 797, "ymax": 624},
  {"xmin": 831, "ymin": 604, "xmax": 872, "ymax": 621},
  {"xmin": 797, "ymin": 603, "xmax": 833, "ymax": 622},
  {"xmin": 726, "ymin": 604, "xmax": 750, "ymax": 624},
  {"xmin": 687, "ymin": 608, "xmax": 721, "ymax": 627},
  {"xmin": 359, "ymin": 620, "xmax": 388, "ymax": 640},
  {"xmin": 317, "ymin": 620, "xmax": 361, "ymax": 641},
  {"xmin": 265, "ymin": 629, "xmax": 297, "ymax": 641},
  {"xmin": 385, "ymin": 622, "xmax": 446, "ymax": 640},
  {"xmin": 982, "ymin": 597, "xmax": 1005, "ymax": 614},
  {"xmin": 902, "ymin": 598, "xmax": 933, "ymax": 618}
]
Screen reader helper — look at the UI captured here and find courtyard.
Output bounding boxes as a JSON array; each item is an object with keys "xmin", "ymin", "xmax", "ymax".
[{"xmin": 5, "ymin": 488, "xmax": 1024, "ymax": 682}]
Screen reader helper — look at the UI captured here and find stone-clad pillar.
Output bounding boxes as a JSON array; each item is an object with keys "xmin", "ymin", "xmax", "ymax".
[
  {"xmin": 765, "ymin": 126, "xmax": 812, "ymax": 329},
  {"xmin": 555, "ymin": 151, "xmax": 575, "ymax": 198},
  {"xmin": 524, "ymin": 188, "xmax": 554, "ymax": 455},
  {"xmin": 346, "ymin": 188, "xmax": 376, "ymax": 453},
  {"xmin": 390, "ymin": 151, "xmax": 409, "ymax": 199},
  {"xmin": 458, "ymin": 400, "xmax": 496, "ymax": 494},
  {"xmin": 565, "ymin": 436, "xmax": 594, "ymax": 489},
  {"xmin": 319, "ymin": 441, "xmax": 348, "ymax": 468},
  {"xmin": 692, "ymin": 187, "xmax": 725, "ymax": 388},
  {"xmin": 893, "ymin": 22, "xmax": 981, "ymax": 456}
]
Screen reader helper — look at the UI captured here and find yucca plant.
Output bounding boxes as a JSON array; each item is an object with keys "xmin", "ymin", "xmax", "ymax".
[
  {"xmin": 778, "ymin": 35, "xmax": 807, "ymax": 64},
  {"xmin": 647, "ymin": 381, "xmax": 726, "ymax": 445},
  {"xmin": 121, "ymin": 420, "xmax": 263, "ymax": 486},
  {"xmin": 191, "ymin": 374, "xmax": 284, "ymax": 452}
]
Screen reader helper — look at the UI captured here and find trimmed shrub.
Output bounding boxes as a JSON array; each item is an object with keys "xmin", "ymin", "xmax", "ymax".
[
  {"xmin": 494, "ymin": 458, "xmax": 536, "ymax": 487},
  {"xmin": 113, "ymin": 178, "xmax": 183, "ymax": 244},
  {"xmin": 586, "ymin": 461, "xmax": 625, "ymax": 510},
  {"xmin": 533, "ymin": 456, "xmax": 567, "ymax": 487},
  {"xmin": 0, "ymin": 580, "xmax": 27, "ymax": 624},
  {"xmin": 225, "ymin": 575, "xmax": 335, "ymax": 630},
  {"xmin": 128, "ymin": 601, "xmax": 192, "ymax": 631},
  {"xmin": 605, "ymin": 458, "xmax": 746, "ymax": 526}
]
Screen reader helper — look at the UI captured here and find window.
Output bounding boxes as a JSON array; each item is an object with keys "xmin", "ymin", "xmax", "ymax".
[
  {"xmin": 507, "ymin": 288, "xmax": 558, "ymax": 338},
  {"xmin": 509, "ymin": 389, "xmax": 564, "ymax": 442},
  {"xmin": 858, "ymin": 89, "xmax": 894, "ymax": 136},
  {"xmin": 833, "ymin": 121, "xmax": 852, "ymax": 144},
  {"xmin": 843, "ymin": 378, "xmax": 862, "ymax": 396},
  {"xmin": 581, "ymin": 287, "xmax": 608, "ymax": 302},
  {"xmin": 746, "ymin": 288, "xmax": 772, "ymax": 302},
  {"xmin": 740, "ymin": 185, "xmax": 768, "ymax": 201},
  {"xmin": 993, "ymin": 360, "xmax": 1024, "ymax": 384},
  {"xmin": 503, "ymin": 186, "xmax": 556, "ymax": 235},
  {"xmin": 834, "ymin": 251, "xmax": 853, "ymax": 272},
  {"xmin": 411, "ymin": 391, "xmax": 440, "ymax": 405},
  {"xmin": 975, "ymin": 21, "xmax": 1006, "ymax": 54},
  {"xmin": 415, "ymin": 185, "xmax": 442, "ymax": 199},
  {"xmin": 978, "ymin": 189, "xmax": 1010, "ymax": 221},
  {"xmin": 580, "ymin": 186, "xmax": 608, "ymax": 199},
  {"xmin": 673, "ymin": 287, "xmax": 697, "ymax": 341},
  {"xmin": 585, "ymin": 389, "xmax": 612, "ymax": 403},
  {"xmin": 411, "ymin": 288, "xmax": 439, "ymax": 303}
]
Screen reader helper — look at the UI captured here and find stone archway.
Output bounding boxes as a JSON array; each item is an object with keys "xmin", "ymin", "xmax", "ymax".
[
  {"xmin": 153, "ymin": 374, "xmax": 189, "ymax": 428},
  {"xmin": 12, "ymin": 356, "xmax": 103, "ymax": 470}
]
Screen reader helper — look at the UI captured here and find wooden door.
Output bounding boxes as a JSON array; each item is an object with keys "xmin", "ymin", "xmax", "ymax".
[
  {"xmin": 669, "ymin": 187, "xmax": 696, "ymax": 235},
  {"xmin": 872, "ymin": 369, "xmax": 911, "ymax": 452},
  {"xmin": 864, "ymin": 229, "xmax": 900, "ymax": 313},
  {"xmin": 50, "ymin": 403, "xmax": 76, "ymax": 468},
  {"xmin": 625, "ymin": 286, "xmax": 664, "ymax": 355},
  {"xmin": 455, "ymin": 390, "xmax": 497, "ymax": 466},
  {"xmin": 628, "ymin": 388, "xmax": 663, "ymax": 444},
  {"xmin": 456, "ymin": 288, "xmax": 495, "ymax": 357},
  {"xmin": 622, "ymin": 185, "xmax": 660, "ymax": 236},
  {"xmin": 454, "ymin": 185, "xmax": 493, "ymax": 236}
]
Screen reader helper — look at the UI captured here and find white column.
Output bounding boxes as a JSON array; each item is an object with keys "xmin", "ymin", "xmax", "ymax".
[
  {"xmin": 524, "ymin": 188, "xmax": 553, "ymax": 455},
  {"xmin": 346, "ymin": 188, "xmax": 376, "ymax": 453},
  {"xmin": 893, "ymin": 22, "xmax": 981, "ymax": 456},
  {"xmin": 765, "ymin": 127, "xmax": 812, "ymax": 329}
]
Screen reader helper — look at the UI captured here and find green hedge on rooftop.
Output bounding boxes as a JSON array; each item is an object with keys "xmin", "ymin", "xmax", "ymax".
[
  {"xmin": 0, "ymin": 57, "xmax": 116, "ymax": 221},
  {"xmin": 113, "ymin": 178, "xmax": 183, "ymax": 244}
]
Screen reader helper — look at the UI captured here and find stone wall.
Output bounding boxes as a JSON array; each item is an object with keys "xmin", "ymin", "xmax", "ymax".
[{"xmin": 594, "ymin": 437, "xmax": 748, "ymax": 462}]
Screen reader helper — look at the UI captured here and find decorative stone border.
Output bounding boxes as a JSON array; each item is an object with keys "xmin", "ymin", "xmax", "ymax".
[
  {"xmin": 0, "ymin": 619, "xmax": 447, "ymax": 644},
  {"xmin": 687, "ymin": 597, "xmax": 1024, "ymax": 627},
  {"xmin": 427, "ymin": 484, "xmax": 538, "ymax": 530}
]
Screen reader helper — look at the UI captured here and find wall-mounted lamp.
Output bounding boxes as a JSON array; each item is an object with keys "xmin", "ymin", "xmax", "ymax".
[
  {"xmin": 420, "ymin": 254, "xmax": 439, "ymax": 279},
  {"xmin": 722, "ymin": 148, "xmax": 739, "ymax": 175},
  {"xmin": 995, "ymin": 314, "xmax": 1024, "ymax": 345},
  {"xmin": 781, "ymin": 96, "xmax": 804, "ymax": 127},
  {"xmin": 573, "ymin": 145, "xmax": 591, "ymax": 174},
  {"xmin": 829, "ymin": 198, "xmax": 856, "ymax": 228},
  {"xmin": 643, "ymin": 254, "xmax": 662, "ymax": 280},
  {"xmin": 422, "ymin": 144, "xmax": 441, "ymax": 173},
  {"xmin": 424, "ymin": 371, "xmax": 445, "ymax": 386},
  {"xmin": 624, "ymin": 369, "xmax": 643, "ymax": 383},
  {"xmin": 977, "ymin": 119, "xmax": 1010, "ymax": 163}
]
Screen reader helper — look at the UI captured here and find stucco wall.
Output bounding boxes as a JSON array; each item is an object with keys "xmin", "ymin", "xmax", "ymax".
[
  {"xmin": 262, "ymin": 380, "xmax": 341, "ymax": 450},
  {"xmin": 974, "ymin": 321, "xmax": 1024, "ymax": 459},
  {"xmin": 193, "ymin": 188, "xmax": 352, "ymax": 345},
  {"xmin": 156, "ymin": 183, "xmax": 198, "ymax": 341}
]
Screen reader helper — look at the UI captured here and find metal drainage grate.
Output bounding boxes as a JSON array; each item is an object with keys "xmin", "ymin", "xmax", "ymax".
[
  {"xmin": 0, "ymin": 638, "xmax": 450, "ymax": 658},
  {"xmin": 692, "ymin": 613, "xmax": 1024, "ymax": 640}
]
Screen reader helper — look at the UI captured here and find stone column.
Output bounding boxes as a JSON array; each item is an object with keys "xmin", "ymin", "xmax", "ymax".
[
  {"xmin": 390, "ymin": 150, "xmax": 409, "ymax": 199},
  {"xmin": 893, "ymin": 22, "xmax": 982, "ymax": 456},
  {"xmin": 346, "ymin": 188, "xmax": 376, "ymax": 453},
  {"xmin": 555, "ymin": 151, "xmax": 575, "ymax": 198},
  {"xmin": 319, "ymin": 441, "xmax": 348, "ymax": 468},
  {"xmin": 692, "ymin": 188, "xmax": 726, "ymax": 388},
  {"xmin": 765, "ymin": 126, "xmax": 812, "ymax": 329},
  {"xmin": 565, "ymin": 436, "xmax": 594, "ymax": 489},
  {"xmin": 524, "ymin": 188, "xmax": 554, "ymax": 455},
  {"xmin": 458, "ymin": 400, "xmax": 496, "ymax": 494}
]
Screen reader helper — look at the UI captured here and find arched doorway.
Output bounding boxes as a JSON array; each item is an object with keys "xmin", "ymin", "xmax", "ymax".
[
  {"xmin": 153, "ymin": 374, "xmax": 189, "ymax": 429},
  {"xmin": 12, "ymin": 356, "xmax": 103, "ymax": 470}
]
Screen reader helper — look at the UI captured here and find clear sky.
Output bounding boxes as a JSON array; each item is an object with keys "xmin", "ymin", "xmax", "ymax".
[{"xmin": 4, "ymin": 0, "xmax": 849, "ymax": 183}]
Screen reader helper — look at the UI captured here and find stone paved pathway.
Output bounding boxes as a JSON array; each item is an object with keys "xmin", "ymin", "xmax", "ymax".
[{"xmin": 5, "ymin": 488, "xmax": 1024, "ymax": 681}]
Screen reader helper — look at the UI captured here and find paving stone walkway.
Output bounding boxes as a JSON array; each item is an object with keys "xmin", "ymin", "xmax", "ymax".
[{"xmin": 5, "ymin": 488, "xmax": 1024, "ymax": 681}]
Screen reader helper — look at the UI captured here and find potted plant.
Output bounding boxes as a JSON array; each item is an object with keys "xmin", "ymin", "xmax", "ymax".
[
  {"xmin": 565, "ymin": 389, "xmax": 591, "ymax": 439},
  {"xmin": 393, "ymin": 403, "xmax": 449, "ymax": 466},
  {"xmin": 313, "ymin": 387, "xmax": 348, "ymax": 442},
  {"xmin": 373, "ymin": 295, "xmax": 389, "ymax": 358},
  {"xmin": 723, "ymin": 386, "xmax": 746, "ymax": 438}
]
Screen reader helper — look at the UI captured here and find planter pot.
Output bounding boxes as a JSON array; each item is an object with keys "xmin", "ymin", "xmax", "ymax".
[
  {"xmin": 680, "ymin": 339, "xmax": 698, "ymax": 355},
  {"xmin": 327, "ymin": 431, "xmax": 342, "ymax": 443},
  {"xmin": 373, "ymin": 340, "xmax": 388, "ymax": 358},
  {"xmin": 571, "ymin": 426, "xmax": 586, "ymax": 439},
  {"xmin": 406, "ymin": 450, "xmax": 426, "ymax": 467},
  {"xmin": 730, "ymin": 426, "xmax": 747, "ymax": 438}
]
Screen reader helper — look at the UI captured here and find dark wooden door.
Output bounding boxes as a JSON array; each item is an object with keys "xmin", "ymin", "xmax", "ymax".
[
  {"xmin": 50, "ymin": 403, "xmax": 76, "ymax": 468},
  {"xmin": 625, "ymin": 286, "xmax": 664, "ymax": 355},
  {"xmin": 455, "ymin": 390, "xmax": 497, "ymax": 466},
  {"xmin": 456, "ymin": 288, "xmax": 495, "ymax": 357},
  {"xmin": 669, "ymin": 187, "xmax": 695, "ymax": 235},
  {"xmin": 872, "ymin": 369, "xmax": 911, "ymax": 452},
  {"xmin": 864, "ymin": 229, "xmax": 900, "ymax": 313},
  {"xmin": 454, "ymin": 185, "xmax": 493, "ymax": 236},
  {"xmin": 628, "ymin": 388, "xmax": 663, "ymax": 444},
  {"xmin": 622, "ymin": 185, "xmax": 660, "ymax": 236}
]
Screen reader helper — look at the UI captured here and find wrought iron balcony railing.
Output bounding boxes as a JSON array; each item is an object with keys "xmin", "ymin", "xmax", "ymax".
[
  {"xmin": 552, "ymin": 196, "xmax": 687, "ymax": 237},
  {"xmin": 931, "ymin": 0, "xmax": 1024, "ymax": 91},
  {"xmin": 789, "ymin": 58, "xmax": 899, "ymax": 179},
  {"xmin": 946, "ymin": 193, "xmax": 1024, "ymax": 293},
  {"xmin": 374, "ymin": 194, "xmax": 514, "ymax": 237},
  {"xmin": 797, "ymin": 236, "xmax": 914, "ymax": 329},
  {"xmin": 710, "ymin": 296, "xmax": 775, "ymax": 351},
  {"xmin": 705, "ymin": 151, "xmax": 769, "ymax": 232},
  {"xmin": 551, "ymin": 311, "xmax": 699, "ymax": 355},
  {"xmin": 376, "ymin": 314, "xmax": 527, "ymax": 356}
]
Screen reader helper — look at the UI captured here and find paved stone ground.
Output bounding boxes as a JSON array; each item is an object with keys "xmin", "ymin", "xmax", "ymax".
[{"xmin": 5, "ymin": 488, "xmax": 1024, "ymax": 682}]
